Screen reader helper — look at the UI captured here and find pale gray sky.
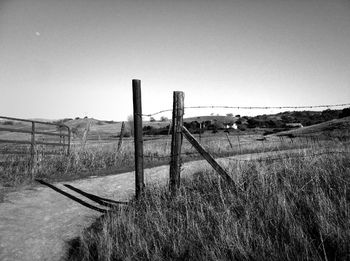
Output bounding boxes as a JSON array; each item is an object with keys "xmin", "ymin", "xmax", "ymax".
[{"xmin": 1, "ymin": 0, "xmax": 349, "ymax": 121}]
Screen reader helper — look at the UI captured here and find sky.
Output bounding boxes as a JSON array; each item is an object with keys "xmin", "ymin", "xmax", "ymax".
[{"xmin": 0, "ymin": 0, "xmax": 350, "ymax": 121}]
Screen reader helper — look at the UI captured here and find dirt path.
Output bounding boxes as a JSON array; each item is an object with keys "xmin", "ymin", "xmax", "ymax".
[{"xmin": 0, "ymin": 150, "xmax": 303, "ymax": 261}]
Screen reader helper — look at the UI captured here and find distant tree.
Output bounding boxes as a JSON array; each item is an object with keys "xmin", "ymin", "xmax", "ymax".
[
  {"xmin": 321, "ymin": 109, "xmax": 338, "ymax": 121},
  {"xmin": 84, "ymin": 116, "xmax": 88, "ymax": 119},
  {"xmin": 160, "ymin": 116, "xmax": 169, "ymax": 122},
  {"xmin": 238, "ymin": 124, "xmax": 247, "ymax": 131},
  {"xmin": 247, "ymin": 118, "xmax": 258, "ymax": 128},
  {"xmin": 235, "ymin": 115, "xmax": 241, "ymax": 118},
  {"xmin": 339, "ymin": 107, "xmax": 350, "ymax": 118},
  {"xmin": 75, "ymin": 117, "xmax": 80, "ymax": 120},
  {"xmin": 210, "ymin": 113, "xmax": 214, "ymax": 116},
  {"xmin": 2, "ymin": 120, "xmax": 14, "ymax": 125},
  {"xmin": 211, "ymin": 120, "xmax": 222, "ymax": 133},
  {"xmin": 150, "ymin": 117, "xmax": 156, "ymax": 122},
  {"xmin": 226, "ymin": 113, "xmax": 233, "ymax": 117}
]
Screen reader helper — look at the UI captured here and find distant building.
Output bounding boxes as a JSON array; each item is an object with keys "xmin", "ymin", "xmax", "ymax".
[
  {"xmin": 223, "ymin": 122, "xmax": 238, "ymax": 129},
  {"xmin": 286, "ymin": 123, "xmax": 303, "ymax": 128}
]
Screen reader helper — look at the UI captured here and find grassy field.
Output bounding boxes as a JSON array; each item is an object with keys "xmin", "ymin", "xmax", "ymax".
[
  {"xmin": 67, "ymin": 145, "xmax": 350, "ymax": 261},
  {"xmin": 65, "ymin": 117, "xmax": 350, "ymax": 261},
  {"xmin": 1, "ymin": 117, "xmax": 349, "ymax": 260},
  {"xmin": 0, "ymin": 117, "xmax": 349, "ymax": 188},
  {"xmin": 0, "ymin": 128, "xmax": 332, "ymax": 187}
]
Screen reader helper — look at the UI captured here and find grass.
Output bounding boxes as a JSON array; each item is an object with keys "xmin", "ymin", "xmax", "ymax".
[
  {"xmin": 2, "ymin": 116, "xmax": 348, "ymax": 187},
  {"xmin": 67, "ymin": 148, "xmax": 350, "ymax": 261},
  {"xmin": 0, "ymin": 132, "xmax": 332, "ymax": 187},
  {"xmin": 1, "ymin": 127, "xmax": 347, "ymax": 187},
  {"xmin": 1, "ymin": 120, "xmax": 349, "ymax": 259}
]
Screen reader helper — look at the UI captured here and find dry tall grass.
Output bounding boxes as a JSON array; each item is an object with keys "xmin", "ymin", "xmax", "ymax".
[
  {"xmin": 0, "ymin": 133, "xmax": 345, "ymax": 187},
  {"xmin": 67, "ymin": 148, "xmax": 350, "ymax": 261}
]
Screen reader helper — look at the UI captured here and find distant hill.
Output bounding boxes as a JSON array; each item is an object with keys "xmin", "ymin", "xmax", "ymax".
[
  {"xmin": 57, "ymin": 118, "xmax": 123, "ymax": 140},
  {"xmin": 245, "ymin": 108, "xmax": 350, "ymax": 129},
  {"xmin": 276, "ymin": 116, "xmax": 350, "ymax": 139},
  {"xmin": 1, "ymin": 107, "xmax": 349, "ymax": 140}
]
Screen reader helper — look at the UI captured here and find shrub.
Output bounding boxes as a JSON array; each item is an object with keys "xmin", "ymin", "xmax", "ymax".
[
  {"xmin": 339, "ymin": 108, "xmax": 350, "ymax": 118},
  {"xmin": 2, "ymin": 121, "xmax": 14, "ymax": 125},
  {"xmin": 160, "ymin": 116, "xmax": 169, "ymax": 122}
]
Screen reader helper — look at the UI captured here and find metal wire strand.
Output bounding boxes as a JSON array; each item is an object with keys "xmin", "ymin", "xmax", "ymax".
[{"xmin": 141, "ymin": 102, "xmax": 350, "ymax": 117}]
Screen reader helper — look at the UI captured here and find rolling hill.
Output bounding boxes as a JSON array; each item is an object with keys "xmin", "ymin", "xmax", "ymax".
[{"xmin": 276, "ymin": 116, "xmax": 350, "ymax": 139}]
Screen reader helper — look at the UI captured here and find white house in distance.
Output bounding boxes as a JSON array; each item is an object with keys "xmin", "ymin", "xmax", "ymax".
[{"xmin": 229, "ymin": 123, "xmax": 238, "ymax": 129}]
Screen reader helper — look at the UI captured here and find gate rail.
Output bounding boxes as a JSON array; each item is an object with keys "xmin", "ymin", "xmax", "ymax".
[{"xmin": 0, "ymin": 116, "xmax": 71, "ymax": 177}]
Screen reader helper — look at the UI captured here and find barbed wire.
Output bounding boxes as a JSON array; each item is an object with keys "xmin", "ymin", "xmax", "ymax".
[{"xmin": 142, "ymin": 102, "xmax": 350, "ymax": 117}]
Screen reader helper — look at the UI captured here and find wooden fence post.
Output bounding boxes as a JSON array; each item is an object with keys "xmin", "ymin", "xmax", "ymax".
[
  {"xmin": 67, "ymin": 127, "xmax": 71, "ymax": 155},
  {"xmin": 118, "ymin": 121, "xmax": 125, "ymax": 151},
  {"xmin": 169, "ymin": 91, "xmax": 184, "ymax": 195},
  {"xmin": 133, "ymin": 79, "xmax": 144, "ymax": 199},
  {"xmin": 30, "ymin": 122, "xmax": 36, "ymax": 180}
]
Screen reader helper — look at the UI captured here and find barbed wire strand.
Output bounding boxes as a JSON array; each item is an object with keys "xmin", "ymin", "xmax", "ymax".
[{"xmin": 142, "ymin": 102, "xmax": 350, "ymax": 117}]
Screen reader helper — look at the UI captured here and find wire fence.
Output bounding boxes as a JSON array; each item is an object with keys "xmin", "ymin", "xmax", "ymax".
[
  {"xmin": 141, "ymin": 102, "xmax": 350, "ymax": 117},
  {"xmin": 74, "ymin": 103, "xmax": 349, "ymax": 165},
  {"xmin": 130, "ymin": 99, "xmax": 350, "ymax": 191},
  {"xmin": 2, "ymin": 95, "xmax": 349, "ymax": 186},
  {"xmin": 3, "ymin": 80, "xmax": 349, "ymax": 212}
]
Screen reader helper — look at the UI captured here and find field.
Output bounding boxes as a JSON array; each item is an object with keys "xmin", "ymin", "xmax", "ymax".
[
  {"xmin": 67, "ymin": 144, "xmax": 350, "ymax": 261},
  {"xmin": 63, "ymin": 117, "xmax": 348, "ymax": 261},
  {"xmin": 1, "ymin": 116, "xmax": 342, "ymax": 187},
  {"xmin": 1, "ymin": 116, "xmax": 349, "ymax": 260}
]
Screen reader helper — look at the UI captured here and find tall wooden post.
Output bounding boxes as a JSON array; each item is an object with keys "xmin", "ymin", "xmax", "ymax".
[
  {"xmin": 30, "ymin": 122, "xmax": 36, "ymax": 180},
  {"xmin": 169, "ymin": 91, "xmax": 184, "ymax": 195},
  {"xmin": 133, "ymin": 79, "xmax": 144, "ymax": 198}
]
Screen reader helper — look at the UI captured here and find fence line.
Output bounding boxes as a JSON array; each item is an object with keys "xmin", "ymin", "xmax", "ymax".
[
  {"xmin": 33, "ymin": 79, "xmax": 350, "ymax": 213},
  {"xmin": 142, "ymin": 102, "xmax": 350, "ymax": 117}
]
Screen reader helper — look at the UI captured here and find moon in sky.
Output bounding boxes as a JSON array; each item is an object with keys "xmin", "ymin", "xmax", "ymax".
[{"xmin": 35, "ymin": 32, "xmax": 40, "ymax": 36}]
